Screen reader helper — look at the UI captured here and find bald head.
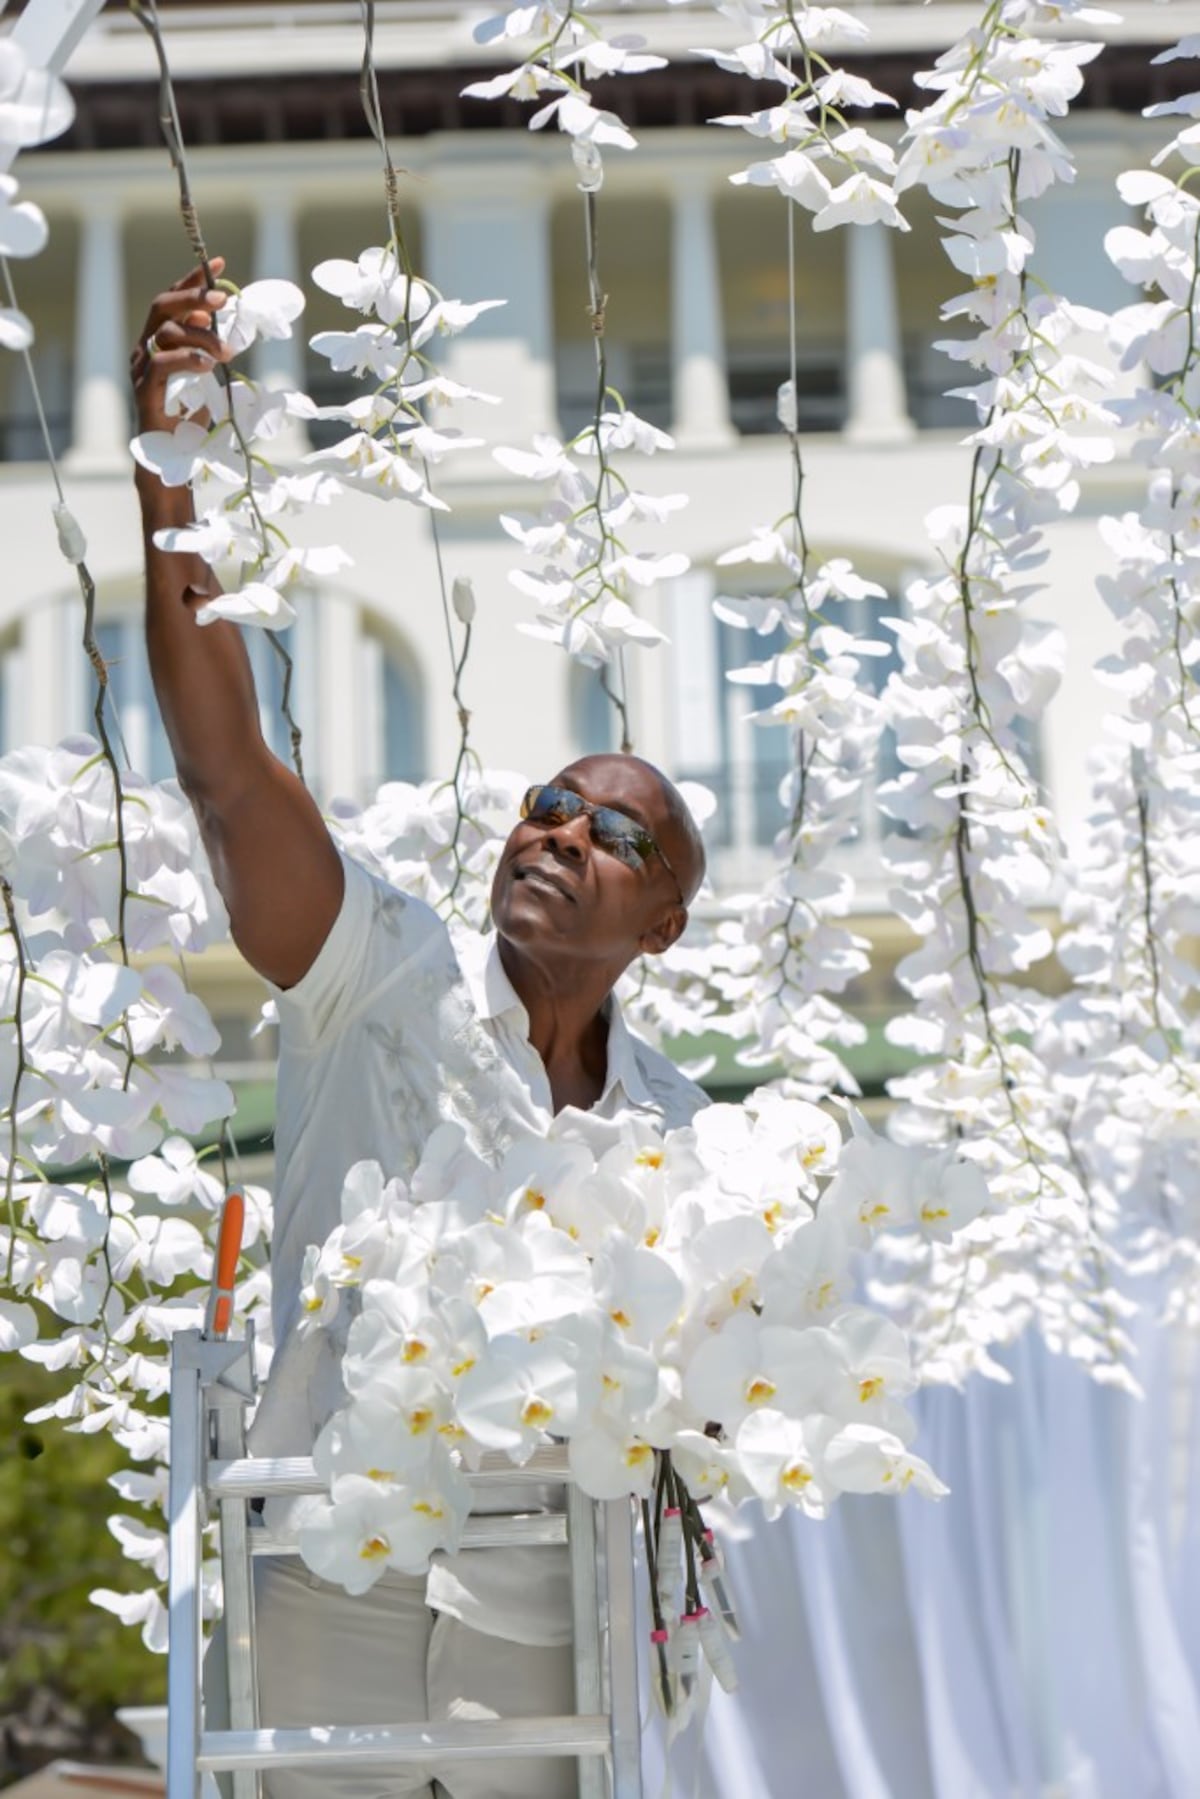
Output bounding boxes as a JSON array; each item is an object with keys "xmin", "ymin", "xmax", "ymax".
[{"xmin": 552, "ymin": 753, "xmax": 707, "ymax": 909}]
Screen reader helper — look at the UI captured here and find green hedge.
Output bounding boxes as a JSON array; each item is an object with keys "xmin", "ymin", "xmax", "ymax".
[{"xmin": 0, "ymin": 1362, "xmax": 163, "ymax": 1785}]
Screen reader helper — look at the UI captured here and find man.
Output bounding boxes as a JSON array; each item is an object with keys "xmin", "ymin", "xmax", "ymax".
[{"xmin": 132, "ymin": 263, "xmax": 709, "ymax": 1799}]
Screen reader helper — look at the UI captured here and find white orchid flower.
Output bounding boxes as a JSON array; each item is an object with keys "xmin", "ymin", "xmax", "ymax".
[
  {"xmin": 455, "ymin": 1333, "xmax": 579, "ymax": 1458},
  {"xmin": 559, "ymin": 1312, "xmax": 660, "ymax": 1426},
  {"xmin": 593, "ymin": 1233, "xmax": 684, "ymax": 1347},
  {"xmin": 735, "ymin": 1409, "xmax": 838, "ymax": 1520},
  {"xmin": 0, "ymin": 41, "xmax": 74, "ymax": 150},
  {"xmin": 529, "ymin": 94, "xmax": 636, "ymax": 151},
  {"xmin": 314, "ymin": 1388, "xmax": 444, "ymax": 1493},
  {"xmin": 127, "ymin": 1136, "xmax": 224, "ymax": 1212},
  {"xmin": 216, "ymin": 278, "xmax": 305, "ymax": 354},
  {"xmin": 296, "ymin": 1242, "xmax": 341, "ymax": 1336},
  {"xmin": 108, "ymin": 1213, "xmax": 210, "ymax": 1288},
  {"xmin": 823, "ymin": 1424, "xmax": 949, "ymax": 1499},
  {"xmin": 813, "ymin": 173, "xmax": 910, "ymax": 233},
  {"xmin": 569, "ymin": 1421, "xmax": 658, "ymax": 1500},
  {"xmin": 472, "ymin": 3, "xmax": 566, "ymax": 46},
  {"xmin": 731, "ymin": 150, "xmax": 833, "ymax": 214},
  {"xmin": 298, "ymin": 1466, "xmax": 470, "ymax": 1594},
  {"xmin": 461, "ymin": 64, "xmax": 568, "ymax": 103},
  {"xmin": 312, "ymin": 248, "xmax": 432, "ymax": 329},
  {"xmin": 90, "ymin": 1587, "xmax": 167, "ymax": 1655},
  {"xmin": 306, "ymin": 433, "xmax": 448, "ymax": 508},
  {"xmin": 409, "ymin": 296, "xmax": 506, "ymax": 349},
  {"xmin": 0, "ymin": 1299, "xmax": 36, "ymax": 1351},
  {"xmin": 683, "ymin": 1314, "xmax": 837, "ymax": 1435},
  {"xmin": 307, "ymin": 324, "xmax": 403, "ymax": 379}
]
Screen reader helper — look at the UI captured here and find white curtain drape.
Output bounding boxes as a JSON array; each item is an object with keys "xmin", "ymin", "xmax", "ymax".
[{"xmin": 644, "ymin": 1295, "xmax": 1200, "ymax": 1799}]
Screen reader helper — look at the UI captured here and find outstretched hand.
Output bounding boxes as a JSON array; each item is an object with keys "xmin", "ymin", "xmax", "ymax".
[{"xmin": 129, "ymin": 256, "xmax": 233, "ymax": 435}]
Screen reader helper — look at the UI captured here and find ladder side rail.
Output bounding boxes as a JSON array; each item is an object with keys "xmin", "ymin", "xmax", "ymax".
[
  {"xmin": 567, "ymin": 1485, "xmax": 607, "ymax": 1799},
  {"xmin": 166, "ymin": 1333, "xmax": 206, "ymax": 1799},
  {"xmin": 602, "ymin": 1498, "xmax": 643, "ymax": 1799},
  {"xmin": 211, "ymin": 1392, "xmax": 260, "ymax": 1799}
]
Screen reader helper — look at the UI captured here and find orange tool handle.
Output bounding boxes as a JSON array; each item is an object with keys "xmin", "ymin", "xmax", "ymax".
[{"xmin": 210, "ymin": 1190, "xmax": 244, "ymax": 1339}]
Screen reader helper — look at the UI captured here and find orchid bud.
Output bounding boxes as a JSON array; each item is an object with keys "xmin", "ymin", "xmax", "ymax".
[
  {"xmin": 572, "ymin": 139, "xmax": 604, "ymax": 194},
  {"xmin": 451, "ymin": 577, "xmax": 476, "ymax": 626},
  {"xmin": 52, "ymin": 502, "xmax": 87, "ymax": 565},
  {"xmin": 776, "ymin": 380, "xmax": 798, "ymax": 434}
]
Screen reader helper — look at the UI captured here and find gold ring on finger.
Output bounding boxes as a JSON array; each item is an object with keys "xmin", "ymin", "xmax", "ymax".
[{"xmin": 144, "ymin": 332, "xmax": 162, "ymax": 357}]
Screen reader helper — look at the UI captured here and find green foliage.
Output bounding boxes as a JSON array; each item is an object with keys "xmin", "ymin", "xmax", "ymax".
[{"xmin": 0, "ymin": 1360, "xmax": 163, "ymax": 1783}]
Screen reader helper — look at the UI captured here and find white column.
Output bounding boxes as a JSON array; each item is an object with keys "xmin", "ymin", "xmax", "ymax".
[
  {"xmin": 665, "ymin": 570, "xmax": 722, "ymax": 774},
  {"xmin": 317, "ymin": 591, "xmax": 361, "ymax": 803},
  {"xmin": 253, "ymin": 186, "xmax": 308, "ymax": 456},
  {"xmin": 844, "ymin": 224, "xmax": 914, "ymax": 445},
  {"xmin": 670, "ymin": 175, "xmax": 734, "ymax": 448},
  {"xmin": 25, "ymin": 596, "xmax": 75, "ymax": 742},
  {"xmin": 66, "ymin": 197, "xmax": 128, "ymax": 469},
  {"xmin": 420, "ymin": 163, "xmax": 555, "ymax": 446}
]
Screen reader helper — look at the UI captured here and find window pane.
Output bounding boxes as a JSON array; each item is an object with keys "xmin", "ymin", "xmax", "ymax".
[
  {"xmin": 383, "ymin": 651, "xmax": 423, "ymax": 782},
  {"xmin": 574, "ymin": 666, "xmax": 619, "ymax": 757}
]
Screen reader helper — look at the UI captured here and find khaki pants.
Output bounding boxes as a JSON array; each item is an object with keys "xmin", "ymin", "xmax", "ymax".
[{"xmin": 204, "ymin": 1557, "xmax": 579, "ymax": 1799}]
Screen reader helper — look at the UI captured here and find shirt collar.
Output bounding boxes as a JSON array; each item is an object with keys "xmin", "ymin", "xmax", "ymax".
[{"xmin": 459, "ymin": 930, "xmax": 657, "ymax": 1111}]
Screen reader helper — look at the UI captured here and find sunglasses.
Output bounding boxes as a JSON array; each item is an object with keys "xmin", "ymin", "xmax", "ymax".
[{"xmin": 519, "ymin": 784, "xmax": 682, "ymax": 898}]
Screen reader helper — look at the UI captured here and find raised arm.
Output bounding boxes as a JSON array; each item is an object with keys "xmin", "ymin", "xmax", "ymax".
[{"xmin": 132, "ymin": 260, "xmax": 343, "ymax": 989}]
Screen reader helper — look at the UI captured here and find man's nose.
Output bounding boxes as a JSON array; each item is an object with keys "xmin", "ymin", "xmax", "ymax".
[{"xmin": 546, "ymin": 812, "xmax": 591, "ymax": 861}]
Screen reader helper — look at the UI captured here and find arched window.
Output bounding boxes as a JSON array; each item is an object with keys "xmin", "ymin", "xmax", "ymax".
[
  {"xmin": 358, "ymin": 620, "xmax": 425, "ymax": 796},
  {"xmin": 87, "ymin": 609, "xmax": 317, "ymax": 784}
]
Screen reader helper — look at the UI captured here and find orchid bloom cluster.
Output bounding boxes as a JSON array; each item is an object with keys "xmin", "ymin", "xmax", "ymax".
[
  {"xmin": 0, "ymin": 735, "xmax": 275, "ymax": 1652},
  {"xmin": 464, "ymin": 4, "xmax": 690, "ymax": 731},
  {"xmin": 131, "ymin": 277, "xmax": 353, "ymax": 645},
  {"xmin": 0, "ymin": 34, "xmax": 74, "ymax": 349},
  {"xmin": 672, "ymin": 0, "xmax": 902, "ymax": 1100},
  {"xmin": 712, "ymin": 548, "xmax": 889, "ymax": 1101},
  {"xmin": 858, "ymin": 0, "xmax": 1131, "ymax": 1384},
  {"xmin": 296, "ymin": 1092, "xmax": 987, "ymax": 1699},
  {"xmin": 1044, "ymin": 43, "xmax": 1200, "ymax": 1339},
  {"xmin": 696, "ymin": 0, "xmax": 907, "ymax": 232},
  {"xmin": 297, "ymin": 249, "xmax": 503, "ymax": 511},
  {"xmin": 465, "ymin": 1, "xmax": 664, "ymax": 149},
  {"xmin": 329, "ymin": 766, "xmax": 530, "ymax": 935}
]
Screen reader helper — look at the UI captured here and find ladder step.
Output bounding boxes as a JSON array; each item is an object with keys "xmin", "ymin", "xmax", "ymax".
[
  {"xmin": 251, "ymin": 1512, "xmax": 568, "ymax": 1555},
  {"xmin": 198, "ymin": 1715, "xmax": 611, "ymax": 1770},
  {"xmin": 209, "ymin": 1444, "xmax": 570, "ymax": 1499}
]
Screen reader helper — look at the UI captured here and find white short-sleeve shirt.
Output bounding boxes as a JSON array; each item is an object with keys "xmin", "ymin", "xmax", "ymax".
[{"xmin": 250, "ymin": 851, "xmax": 707, "ymax": 1644}]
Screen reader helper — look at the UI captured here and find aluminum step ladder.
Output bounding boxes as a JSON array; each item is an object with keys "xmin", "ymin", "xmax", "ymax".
[{"xmin": 166, "ymin": 1195, "xmax": 642, "ymax": 1798}]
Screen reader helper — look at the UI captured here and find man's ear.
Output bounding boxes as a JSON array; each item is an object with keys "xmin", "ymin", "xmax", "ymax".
[{"xmin": 638, "ymin": 906, "xmax": 687, "ymax": 957}]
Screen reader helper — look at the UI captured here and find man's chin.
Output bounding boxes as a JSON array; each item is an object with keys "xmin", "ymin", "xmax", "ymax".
[{"xmin": 492, "ymin": 884, "xmax": 575, "ymax": 944}]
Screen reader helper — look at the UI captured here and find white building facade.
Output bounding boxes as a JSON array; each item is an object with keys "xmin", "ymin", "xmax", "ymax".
[{"xmin": 0, "ymin": 0, "xmax": 1190, "ymax": 1060}]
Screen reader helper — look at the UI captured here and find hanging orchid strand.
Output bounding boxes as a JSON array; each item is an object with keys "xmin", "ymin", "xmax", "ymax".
[
  {"xmin": 129, "ymin": 0, "xmax": 309, "ymax": 779},
  {"xmin": 680, "ymin": 0, "xmax": 900, "ymax": 1100},
  {"xmin": 870, "ymin": 0, "xmax": 1119, "ymax": 1383},
  {"xmin": 581, "ymin": 179, "xmax": 632, "ymax": 750},
  {"xmin": 352, "ymin": 0, "xmax": 485, "ymax": 912},
  {"xmin": 462, "ymin": 3, "xmax": 687, "ymax": 715}
]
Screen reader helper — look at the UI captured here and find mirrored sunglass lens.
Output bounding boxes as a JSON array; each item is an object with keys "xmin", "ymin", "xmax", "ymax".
[
  {"xmin": 531, "ymin": 786, "xmax": 584, "ymax": 824},
  {"xmin": 592, "ymin": 808, "xmax": 647, "ymax": 864}
]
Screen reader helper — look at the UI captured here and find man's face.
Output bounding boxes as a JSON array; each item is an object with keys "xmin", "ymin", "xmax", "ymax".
[{"xmin": 490, "ymin": 756, "xmax": 688, "ymax": 967}]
